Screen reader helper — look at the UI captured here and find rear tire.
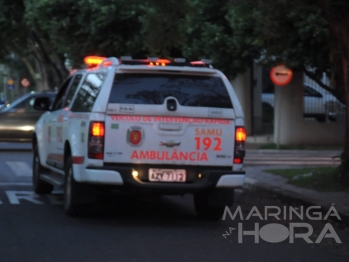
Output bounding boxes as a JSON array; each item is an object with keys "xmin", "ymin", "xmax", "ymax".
[
  {"xmin": 64, "ymin": 156, "xmax": 94, "ymax": 217},
  {"xmin": 32, "ymin": 145, "xmax": 54, "ymax": 195}
]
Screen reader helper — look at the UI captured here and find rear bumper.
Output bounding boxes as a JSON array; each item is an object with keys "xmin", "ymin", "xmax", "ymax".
[{"xmin": 80, "ymin": 164, "xmax": 245, "ymax": 194}]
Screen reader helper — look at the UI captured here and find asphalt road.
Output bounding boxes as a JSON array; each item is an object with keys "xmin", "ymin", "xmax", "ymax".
[{"xmin": 0, "ymin": 144, "xmax": 348, "ymax": 262}]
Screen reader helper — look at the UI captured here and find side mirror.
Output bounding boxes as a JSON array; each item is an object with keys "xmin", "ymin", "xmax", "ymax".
[{"xmin": 33, "ymin": 97, "xmax": 51, "ymax": 111}]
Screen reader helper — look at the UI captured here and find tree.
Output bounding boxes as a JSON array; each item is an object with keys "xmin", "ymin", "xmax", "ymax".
[
  {"xmin": 25, "ymin": 0, "xmax": 146, "ymax": 66},
  {"xmin": 224, "ymin": 0, "xmax": 349, "ymax": 183},
  {"xmin": 0, "ymin": 0, "xmax": 68, "ymax": 91},
  {"xmin": 139, "ymin": 0, "xmax": 260, "ymax": 79},
  {"xmin": 316, "ymin": 0, "xmax": 349, "ymax": 183},
  {"xmin": 144, "ymin": 0, "xmax": 349, "ymax": 183}
]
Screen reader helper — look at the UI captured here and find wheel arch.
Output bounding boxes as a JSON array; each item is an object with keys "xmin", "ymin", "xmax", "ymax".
[{"xmin": 64, "ymin": 140, "xmax": 72, "ymax": 167}]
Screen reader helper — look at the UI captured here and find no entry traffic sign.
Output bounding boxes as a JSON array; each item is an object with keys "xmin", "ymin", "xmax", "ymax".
[
  {"xmin": 21, "ymin": 78, "xmax": 30, "ymax": 88},
  {"xmin": 270, "ymin": 65, "xmax": 293, "ymax": 86}
]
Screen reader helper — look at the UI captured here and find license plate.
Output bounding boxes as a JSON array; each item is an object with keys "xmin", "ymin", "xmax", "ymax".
[{"xmin": 148, "ymin": 169, "xmax": 186, "ymax": 182}]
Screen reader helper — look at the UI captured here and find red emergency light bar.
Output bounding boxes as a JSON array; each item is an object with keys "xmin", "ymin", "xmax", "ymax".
[
  {"xmin": 84, "ymin": 56, "xmax": 106, "ymax": 67},
  {"xmin": 82, "ymin": 56, "xmax": 212, "ymax": 68}
]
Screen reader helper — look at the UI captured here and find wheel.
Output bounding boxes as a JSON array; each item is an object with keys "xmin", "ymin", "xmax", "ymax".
[
  {"xmin": 32, "ymin": 145, "xmax": 54, "ymax": 194},
  {"xmin": 194, "ymin": 190, "xmax": 234, "ymax": 220},
  {"xmin": 64, "ymin": 155, "xmax": 95, "ymax": 217}
]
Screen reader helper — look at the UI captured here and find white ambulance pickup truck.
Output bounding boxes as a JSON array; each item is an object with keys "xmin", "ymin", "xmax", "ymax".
[{"xmin": 32, "ymin": 56, "xmax": 246, "ymax": 219}]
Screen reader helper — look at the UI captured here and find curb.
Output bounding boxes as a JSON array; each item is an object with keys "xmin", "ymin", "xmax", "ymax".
[{"xmin": 244, "ymin": 178, "xmax": 349, "ymax": 224}]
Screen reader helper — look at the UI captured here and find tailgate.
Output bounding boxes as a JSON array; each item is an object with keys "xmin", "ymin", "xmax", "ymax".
[{"xmin": 104, "ymin": 115, "xmax": 235, "ymax": 166}]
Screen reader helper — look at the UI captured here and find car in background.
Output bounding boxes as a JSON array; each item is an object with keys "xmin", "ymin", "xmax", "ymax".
[
  {"xmin": 0, "ymin": 99, "xmax": 5, "ymax": 110},
  {"xmin": 0, "ymin": 91, "xmax": 56, "ymax": 142},
  {"xmin": 262, "ymin": 83, "xmax": 345, "ymax": 122}
]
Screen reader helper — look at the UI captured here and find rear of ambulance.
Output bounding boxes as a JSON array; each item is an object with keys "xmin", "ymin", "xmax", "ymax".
[{"xmin": 89, "ymin": 63, "xmax": 246, "ymax": 194}]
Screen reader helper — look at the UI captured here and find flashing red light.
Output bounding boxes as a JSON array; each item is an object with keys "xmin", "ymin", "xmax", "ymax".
[
  {"xmin": 88, "ymin": 121, "xmax": 105, "ymax": 159},
  {"xmin": 101, "ymin": 61, "xmax": 113, "ymax": 67},
  {"xmin": 156, "ymin": 59, "xmax": 170, "ymax": 64},
  {"xmin": 190, "ymin": 61, "xmax": 205, "ymax": 66},
  {"xmin": 148, "ymin": 59, "xmax": 170, "ymax": 66},
  {"xmin": 84, "ymin": 56, "xmax": 106, "ymax": 66}
]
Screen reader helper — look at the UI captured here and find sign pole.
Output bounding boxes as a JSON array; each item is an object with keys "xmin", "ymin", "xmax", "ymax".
[
  {"xmin": 270, "ymin": 64, "xmax": 293, "ymax": 150},
  {"xmin": 276, "ymin": 87, "xmax": 281, "ymax": 149},
  {"xmin": 3, "ymin": 75, "xmax": 6, "ymax": 102}
]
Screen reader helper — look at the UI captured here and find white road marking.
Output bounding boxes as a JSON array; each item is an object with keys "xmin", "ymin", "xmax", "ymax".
[
  {"xmin": 5, "ymin": 161, "xmax": 32, "ymax": 177},
  {"xmin": 0, "ymin": 183, "xmax": 32, "ymax": 186},
  {"xmin": 6, "ymin": 191, "xmax": 44, "ymax": 205}
]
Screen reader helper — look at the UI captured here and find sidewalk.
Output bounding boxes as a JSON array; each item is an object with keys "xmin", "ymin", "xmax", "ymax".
[{"xmin": 244, "ymin": 165, "xmax": 349, "ymax": 220}]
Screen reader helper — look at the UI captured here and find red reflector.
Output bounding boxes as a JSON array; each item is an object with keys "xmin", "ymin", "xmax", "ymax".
[
  {"xmin": 236, "ymin": 127, "xmax": 247, "ymax": 142},
  {"xmin": 92, "ymin": 122, "xmax": 105, "ymax": 137},
  {"xmin": 90, "ymin": 153, "xmax": 103, "ymax": 159},
  {"xmin": 72, "ymin": 156, "xmax": 85, "ymax": 164},
  {"xmin": 233, "ymin": 158, "xmax": 242, "ymax": 164}
]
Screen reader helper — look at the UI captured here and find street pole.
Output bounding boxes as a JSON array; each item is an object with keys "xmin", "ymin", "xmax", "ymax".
[
  {"xmin": 2, "ymin": 67, "xmax": 7, "ymax": 103},
  {"xmin": 276, "ymin": 86, "xmax": 281, "ymax": 150}
]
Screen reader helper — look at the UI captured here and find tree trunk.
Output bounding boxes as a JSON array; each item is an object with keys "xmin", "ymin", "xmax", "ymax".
[
  {"xmin": 317, "ymin": 0, "xmax": 349, "ymax": 185},
  {"xmin": 21, "ymin": 56, "xmax": 37, "ymax": 82},
  {"xmin": 34, "ymin": 58, "xmax": 49, "ymax": 92}
]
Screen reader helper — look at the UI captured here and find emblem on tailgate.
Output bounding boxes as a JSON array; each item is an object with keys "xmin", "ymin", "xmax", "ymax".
[
  {"xmin": 127, "ymin": 126, "xmax": 144, "ymax": 146},
  {"xmin": 160, "ymin": 140, "xmax": 181, "ymax": 147}
]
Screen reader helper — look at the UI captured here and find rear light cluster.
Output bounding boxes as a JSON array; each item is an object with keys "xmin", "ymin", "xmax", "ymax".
[
  {"xmin": 234, "ymin": 127, "xmax": 246, "ymax": 164},
  {"xmin": 88, "ymin": 121, "xmax": 105, "ymax": 159}
]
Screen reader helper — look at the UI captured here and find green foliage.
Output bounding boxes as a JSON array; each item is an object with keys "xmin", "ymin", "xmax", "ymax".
[
  {"xmin": 181, "ymin": 0, "xmax": 259, "ymax": 78},
  {"xmin": 139, "ymin": 0, "xmax": 188, "ymax": 57},
  {"xmin": 228, "ymin": 0, "xmax": 330, "ymax": 74},
  {"xmin": 0, "ymin": 0, "xmax": 343, "ymax": 83},
  {"xmin": 265, "ymin": 167, "xmax": 348, "ymax": 192},
  {"xmin": 25, "ymin": 0, "xmax": 146, "ymax": 66},
  {"xmin": 0, "ymin": 0, "xmax": 28, "ymax": 59}
]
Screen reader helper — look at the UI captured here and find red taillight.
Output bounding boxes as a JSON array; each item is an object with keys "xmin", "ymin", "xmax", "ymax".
[
  {"xmin": 88, "ymin": 121, "xmax": 105, "ymax": 159},
  {"xmin": 236, "ymin": 127, "xmax": 247, "ymax": 142},
  {"xmin": 92, "ymin": 122, "xmax": 105, "ymax": 137},
  {"xmin": 234, "ymin": 127, "xmax": 246, "ymax": 164}
]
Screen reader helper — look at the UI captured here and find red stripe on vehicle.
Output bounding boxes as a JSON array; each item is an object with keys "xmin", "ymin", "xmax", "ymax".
[{"xmin": 72, "ymin": 156, "xmax": 85, "ymax": 164}]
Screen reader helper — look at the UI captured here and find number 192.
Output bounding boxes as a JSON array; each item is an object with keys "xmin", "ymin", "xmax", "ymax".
[{"xmin": 195, "ymin": 137, "xmax": 222, "ymax": 151}]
